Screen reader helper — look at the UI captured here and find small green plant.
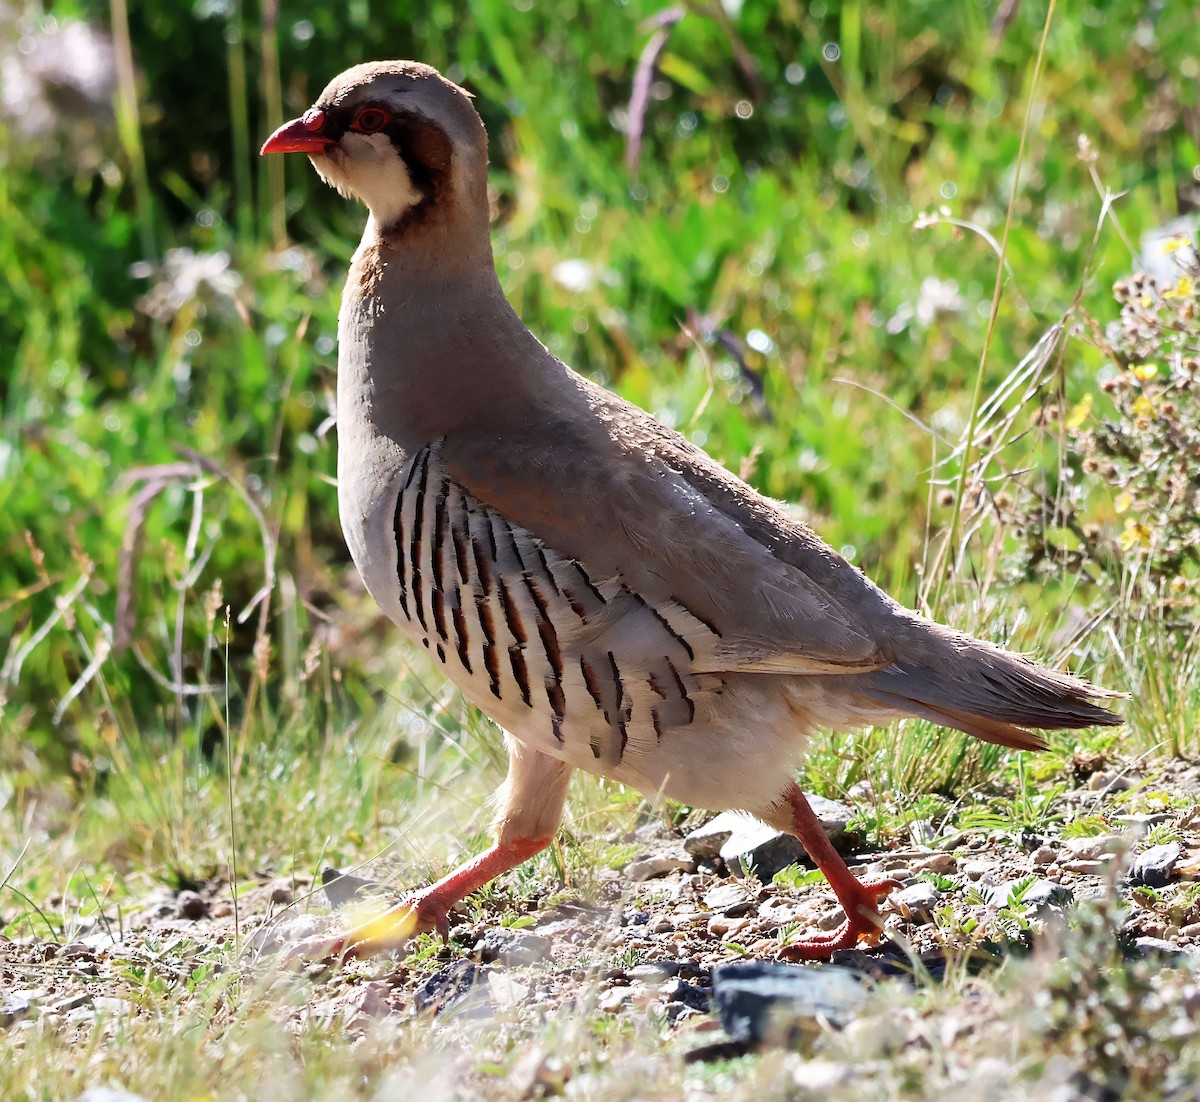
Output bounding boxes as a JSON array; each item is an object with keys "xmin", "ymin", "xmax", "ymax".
[
  {"xmin": 1060, "ymin": 815, "xmax": 1112, "ymax": 838},
  {"xmin": 772, "ymin": 864, "xmax": 825, "ymax": 891}
]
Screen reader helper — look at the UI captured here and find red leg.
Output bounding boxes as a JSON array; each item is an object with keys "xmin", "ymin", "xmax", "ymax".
[
  {"xmin": 285, "ymin": 741, "xmax": 573, "ymax": 964},
  {"xmin": 297, "ymin": 836, "xmax": 551, "ymax": 961},
  {"xmin": 776, "ymin": 782, "xmax": 899, "ymax": 961}
]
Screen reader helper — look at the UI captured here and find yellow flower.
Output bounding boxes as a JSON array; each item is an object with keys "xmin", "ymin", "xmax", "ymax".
[
  {"xmin": 1161, "ymin": 234, "xmax": 1192, "ymax": 255},
  {"xmin": 1066, "ymin": 394, "xmax": 1093, "ymax": 427},
  {"xmin": 1164, "ymin": 275, "xmax": 1194, "ymax": 300},
  {"xmin": 1119, "ymin": 520, "xmax": 1152, "ymax": 551},
  {"xmin": 1132, "ymin": 394, "xmax": 1155, "ymax": 418},
  {"xmin": 1133, "ymin": 362, "xmax": 1158, "ymax": 380},
  {"xmin": 1114, "ymin": 491, "xmax": 1134, "ymax": 514}
]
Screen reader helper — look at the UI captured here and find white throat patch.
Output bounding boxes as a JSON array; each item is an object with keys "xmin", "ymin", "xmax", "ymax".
[{"xmin": 311, "ymin": 132, "xmax": 422, "ymax": 228}]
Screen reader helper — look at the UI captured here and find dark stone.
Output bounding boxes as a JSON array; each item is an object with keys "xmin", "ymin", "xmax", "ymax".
[
  {"xmin": 175, "ymin": 890, "xmax": 209, "ymax": 920},
  {"xmin": 686, "ymin": 798, "xmax": 851, "ymax": 880},
  {"xmin": 414, "ymin": 960, "xmax": 486, "ymax": 1014},
  {"xmin": 476, "ymin": 928, "xmax": 552, "ymax": 967},
  {"xmin": 712, "ymin": 961, "xmax": 869, "ymax": 1044},
  {"xmin": 321, "ymin": 866, "xmax": 384, "ymax": 909},
  {"xmin": 721, "ymin": 825, "xmax": 807, "ymax": 883},
  {"xmin": 660, "ymin": 977, "xmax": 711, "ymax": 1011},
  {"xmin": 1129, "ymin": 843, "xmax": 1182, "ymax": 889}
]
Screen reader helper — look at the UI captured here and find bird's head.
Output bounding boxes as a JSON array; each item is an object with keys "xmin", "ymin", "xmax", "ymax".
[{"xmin": 261, "ymin": 61, "xmax": 489, "ymax": 241}]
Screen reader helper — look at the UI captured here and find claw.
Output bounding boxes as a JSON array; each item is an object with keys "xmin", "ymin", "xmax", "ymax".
[{"xmin": 776, "ymin": 877, "xmax": 901, "ymax": 962}]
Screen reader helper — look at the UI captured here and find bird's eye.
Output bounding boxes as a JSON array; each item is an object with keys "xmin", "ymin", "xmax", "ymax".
[{"xmin": 352, "ymin": 107, "xmax": 389, "ymax": 133}]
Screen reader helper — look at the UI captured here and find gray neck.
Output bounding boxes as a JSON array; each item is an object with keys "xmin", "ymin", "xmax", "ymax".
[{"xmin": 336, "ymin": 220, "xmax": 562, "ymax": 457}]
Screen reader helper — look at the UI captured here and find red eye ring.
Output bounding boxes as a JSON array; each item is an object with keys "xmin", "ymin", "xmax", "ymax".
[{"xmin": 352, "ymin": 107, "xmax": 389, "ymax": 134}]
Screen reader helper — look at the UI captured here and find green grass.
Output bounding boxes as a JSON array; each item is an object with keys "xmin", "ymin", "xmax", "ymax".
[{"xmin": 2, "ymin": 0, "xmax": 1200, "ymax": 1097}]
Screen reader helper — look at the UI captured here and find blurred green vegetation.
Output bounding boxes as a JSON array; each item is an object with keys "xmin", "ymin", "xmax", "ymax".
[{"xmin": 1, "ymin": 0, "xmax": 1198, "ymax": 839}]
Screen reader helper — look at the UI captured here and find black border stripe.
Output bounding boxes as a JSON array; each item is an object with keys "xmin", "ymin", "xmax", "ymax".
[{"xmin": 407, "ymin": 450, "xmax": 431, "ymax": 632}]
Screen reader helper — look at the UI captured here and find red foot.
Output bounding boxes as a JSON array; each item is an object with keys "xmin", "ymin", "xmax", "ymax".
[
  {"xmin": 278, "ymin": 835, "xmax": 551, "ymax": 966},
  {"xmin": 777, "ymin": 877, "xmax": 901, "ymax": 961},
  {"xmin": 281, "ymin": 890, "xmax": 451, "ymax": 964}
]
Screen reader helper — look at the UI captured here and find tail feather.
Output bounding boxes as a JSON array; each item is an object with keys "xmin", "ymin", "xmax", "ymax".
[{"xmin": 863, "ymin": 640, "xmax": 1123, "ymax": 752}]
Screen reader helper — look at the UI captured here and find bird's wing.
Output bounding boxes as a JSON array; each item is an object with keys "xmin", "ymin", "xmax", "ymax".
[{"xmin": 441, "ymin": 375, "xmax": 903, "ymax": 678}]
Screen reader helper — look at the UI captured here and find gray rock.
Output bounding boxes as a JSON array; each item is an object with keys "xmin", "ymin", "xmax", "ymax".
[
  {"xmin": 477, "ymin": 928, "xmax": 553, "ymax": 966},
  {"xmin": 962, "ymin": 860, "xmax": 993, "ymax": 881},
  {"xmin": 712, "ymin": 961, "xmax": 870, "ymax": 1043},
  {"xmin": 1062, "ymin": 834, "xmax": 1129, "ymax": 860},
  {"xmin": 1130, "ymin": 842, "xmax": 1183, "ymax": 888},
  {"xmin": 703, "ymin": 884, "xmax": 754, "ymax": 916},
  {"xmin": 1133, "ymin": 936, "xmax": 1188, "ymax": 957},
  {"xmin": 683, "ymin": 811, "xmax": 744, "ymax": 861},
  {"xmin": 990, "ymin": 879, "xmax": 1074, "ymax": 909},
  {"xmin": 891, "ymin": 882, "xmax": 941, "ymax": 921},
  {"xmin": 0, "ymin": 995, "xmax": 33, "ymax": 1028},
  {"xmin": 624, "ymin": 851, "xmax": 694, "ymax": 881},
  {"xmin": 721, "ymin": 824, "xmax": 807, "ymax": 882},
  {"xmin": 685, "ymin": 798, "xmax": 851, "ymax": 874}
]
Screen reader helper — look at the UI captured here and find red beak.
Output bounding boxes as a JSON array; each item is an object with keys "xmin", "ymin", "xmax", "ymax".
[{"xmin": 260, "ymin": 109, "xmax": 334, "ymax": 156}]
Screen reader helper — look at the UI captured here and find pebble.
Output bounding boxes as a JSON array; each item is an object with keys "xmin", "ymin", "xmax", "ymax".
[
  {"xmin": 1029, "ymin": 846, "xmax": 1057, "ymax": 867},
  {"xmin": 913, "ymin": 853, "xmax": 957, "ymax": 876},
  {"xmin": 1086, "ymin": 771, "xmax": 1135, "ymax": 793},
  {"xmin": 269, "ymin": 883, "xmax": 294, "ymax": 906},
  {"xmin": 629, "ymin": 962, "xmax": 679, "ymax": 982},
  {"xmin": 477, "ymin": 928, "xmax": 553, "ymax": 966},
  {"xmin": 487, "ymin": 972, "xmax": 531, "ymax": 1011},
  {"xmin": 0, "ymin": 995, "xmax": 33, "ymax": 1028},
  {"xmin": 891, "ymin": 882, "xmax": 941, "ymax": 922},
  {"xmin": 340, "ymin": 982, "xmax": 392, "ymax": 1026},
  {"xmin": 598, "ymin": 987, "xmax": 631, "ymax": 1013},
  {"xmin": 962, "ymin": 860, "xmax": 993, "ymax": 881},
  {"xmin": 1130, "ymin": 842, "xmax": 1182, "ymax": 888},
  {"xmin": 683, "ymin": 813, "xmax": 742, "ymax": 861}
]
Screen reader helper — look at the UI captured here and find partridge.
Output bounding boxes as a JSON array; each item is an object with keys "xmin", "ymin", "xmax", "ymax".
[{"xmin": 261, "ymin": 61, "xmax": 1119, "ymax": 960}]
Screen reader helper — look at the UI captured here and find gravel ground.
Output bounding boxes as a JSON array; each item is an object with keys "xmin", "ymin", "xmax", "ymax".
[{"xmin": 4, "ymin": 756, "xmax": 1199, "ymax": 1082}]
